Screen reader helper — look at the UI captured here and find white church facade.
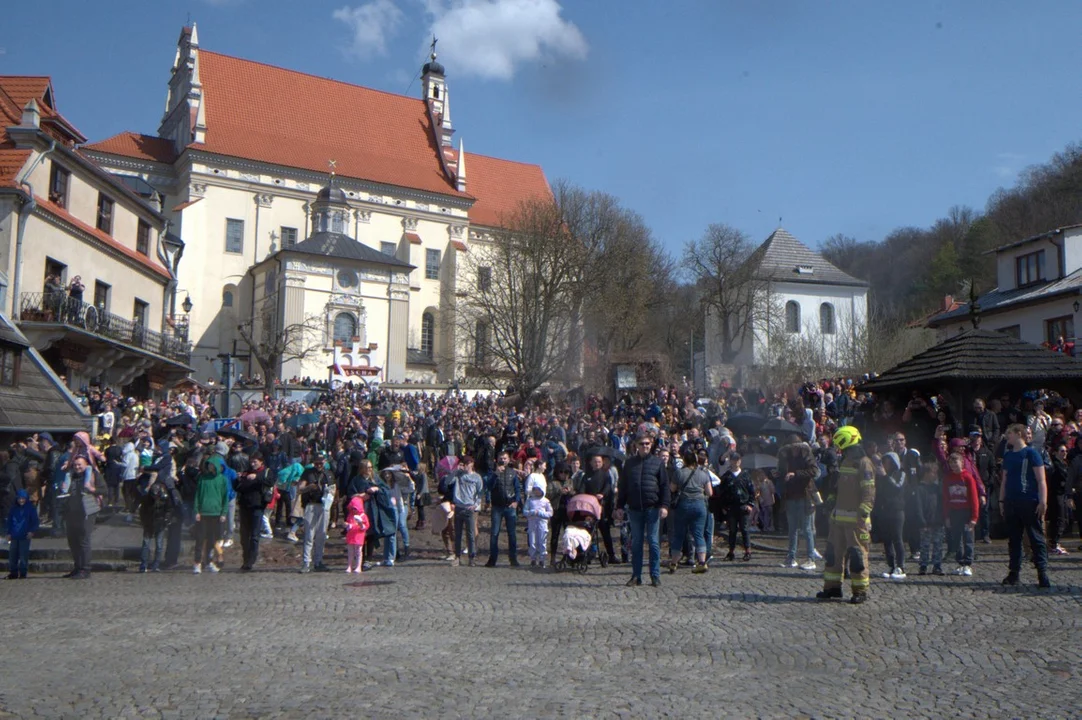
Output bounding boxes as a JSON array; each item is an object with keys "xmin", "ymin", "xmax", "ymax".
[
  {"xmin": 704, "ymin": 228, "xmax": 869, "ymax": 387},
  {"xmin": 83, "ymin": 25, "xmax": 550, "ymax": 385}
]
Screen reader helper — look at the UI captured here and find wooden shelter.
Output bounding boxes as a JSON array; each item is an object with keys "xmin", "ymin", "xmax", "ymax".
[{"xmin": 858, "ymin": 329, "xmax": 1082, "ymax": 418}]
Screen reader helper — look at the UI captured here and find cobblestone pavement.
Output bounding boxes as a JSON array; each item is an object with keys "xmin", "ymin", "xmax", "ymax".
[{"xmin": 3, "ymin": 525, "xmax": 1080, "ymax": 719}]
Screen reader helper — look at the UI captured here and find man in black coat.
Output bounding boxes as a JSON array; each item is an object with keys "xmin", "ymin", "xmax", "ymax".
[
  {"xmin": 615, "ymin": 435, "xmax": 671, "ymax": 587},
  {"xmin": 235, "ymin": 452, "xmax": 273, "ymax": 571}
]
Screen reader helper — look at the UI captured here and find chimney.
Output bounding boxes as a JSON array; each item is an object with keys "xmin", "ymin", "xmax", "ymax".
[{"xmin": 20, "ymin": 99, "xmax": 41, "ymax": 129}]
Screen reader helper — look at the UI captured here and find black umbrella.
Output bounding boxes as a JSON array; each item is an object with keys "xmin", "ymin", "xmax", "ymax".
[
  {"xmin": 165, "ymin": 414, "xmax": 193, "ymax": 427},
  {"xmin": 286, "ymin": 411, "xmax": 321, "ymax": 428},
  {"xmin": 759, "ymin": 417, "xmax": 804, "ymax": 437},
  {"xmin": 739, "ymin": 453, "xmax": 778, "ymax": 471},
  {"xmin": 582, "ymin": 444, "xmax": 626, "ymax": 463},
  {"xmin": 725, "ymin": 412, "xmax": 765, "ymax": 436},
  {"xmin": 217, "ymin": 427, "xmax": 257, "ymax": 444}
]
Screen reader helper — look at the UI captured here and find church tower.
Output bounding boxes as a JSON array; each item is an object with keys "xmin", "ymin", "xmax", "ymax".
[
  {"xmin": 421, "ymin": 40, "xmax": 463, "ymax": 188},
  {"xmin": 160, "ymin": 23, "xmax": 207, "ymax": 151},
  {"xmin": 309, "ymin": 171, "xmax": 350, "ymax": 235}
]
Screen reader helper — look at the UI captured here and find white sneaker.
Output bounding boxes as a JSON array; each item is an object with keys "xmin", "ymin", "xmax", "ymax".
[
  {"xmin": 881, "ymin": 570, "xmax": 895, "ymax": 579},
  {"xmin": 890, "ymin": 569, "xmax": 907, "ymax": 580},
  {"xmin": 799, "ymin": 561, "xmax": 817, "ymax": 571},
  {"xmin": 810, "ymin": 550, "xmax": 824, "ymax": 561},
  {"xmin": 953, "ymin": 566, "xmax": 967, "ymax": 575},
  {"xmin": 206, "ymin": 563, "xmax": 219, "ymax": 573},
  {"xmin": 781, "ymin": 560, "xmax": 798, "ymax": 568},
  {"xmin": 443, "ymin": 554, "xmax": 455, "ymax": 561},
  {"xmin": 962, "ymin": 566, "xmax": 973, "ymax": 576},
  {"xmin": 193, "ymin": 564, "xmax": 202, "ymax": 574},
  {"xmin": 223, "ymin": 539, "xmax": 234, "ymax": 548},
  {"xmin": 286, "ymin": 533, "xmax": 299, "ymax": 543}
]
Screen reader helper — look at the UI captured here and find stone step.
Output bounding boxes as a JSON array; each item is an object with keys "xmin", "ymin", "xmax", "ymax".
[{"xmin": 21, "ymin": 561, "xmax": 131, "ymax": 574}]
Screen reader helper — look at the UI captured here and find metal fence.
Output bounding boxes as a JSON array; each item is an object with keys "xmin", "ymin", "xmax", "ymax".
[{"xmin": 18, "ymin": 292, "xmax": 191, "ymax": 365}]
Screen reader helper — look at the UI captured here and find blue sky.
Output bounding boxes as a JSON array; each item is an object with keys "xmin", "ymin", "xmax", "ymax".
[{"xmin": 3, "ymin": 1, "xmax": 1080, "ymax": 259}]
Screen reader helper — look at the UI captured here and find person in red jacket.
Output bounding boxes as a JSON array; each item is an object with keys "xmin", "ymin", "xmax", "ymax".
[{"xmin": 943, "ymin": 453, "xmax": 980, "ymax": 576}]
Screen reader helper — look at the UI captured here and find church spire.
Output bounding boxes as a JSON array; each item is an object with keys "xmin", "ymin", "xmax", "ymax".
[
  {"xmin": 456, "ymin": 138, "xmax": 467, "ymax": 192},
  {"xmin": 421, "ymin": 36, "xmax": 453, "ymax": 147}
]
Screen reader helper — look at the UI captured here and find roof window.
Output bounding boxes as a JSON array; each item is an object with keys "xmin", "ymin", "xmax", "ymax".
[{"xmin": 795, "ymin": 265, "xmax": 815, "ymax": 274}]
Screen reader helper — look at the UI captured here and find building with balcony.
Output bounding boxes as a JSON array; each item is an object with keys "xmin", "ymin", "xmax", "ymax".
[
  {"xmin": 83, "ymin": 25, "xmax": 551, "ymax": 385},
  {"xmin": 927, "ymin": 224, "xmax": 1082, "ymax": 353},
  {"xmin": 0, "ymin": 76, "xmax": 191, "ymax": 396}
]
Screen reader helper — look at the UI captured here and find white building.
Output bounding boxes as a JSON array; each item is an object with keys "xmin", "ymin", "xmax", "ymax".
[
  {"xmin": 927, "ymin": 224, "xmax": 1082, "ymax": 351},
  {"xmin": 0, "ymin": 76, "xmax": 190, "ymax": 396},
  {"xmin": 704, "ymin": 228, "xmax": 869, "ymax": 386},
  {"xmin": 83, "ymin": 25, "xmax": 550, "ymax": 384}
]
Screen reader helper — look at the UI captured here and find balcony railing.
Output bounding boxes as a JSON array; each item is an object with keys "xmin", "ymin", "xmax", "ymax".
[{"xmin": 18, "ymin": 292, "xmax": 191, "ymax": 365}]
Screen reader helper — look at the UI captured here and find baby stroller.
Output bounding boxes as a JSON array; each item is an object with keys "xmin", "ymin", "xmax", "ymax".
[{"xmin": 554, "ymin": 494, "xmax": 608, "ymax": 573}]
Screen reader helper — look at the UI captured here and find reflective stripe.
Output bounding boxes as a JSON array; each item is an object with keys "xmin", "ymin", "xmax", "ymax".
[
  {"xmin": 823, "ymin": 571, "xmax": 843, "ymax": 581},
  {"xmin": 835, "ymin": 509, "xmax": 860, "ymax": 518},
  {"xmin": 860, "ymin": 480, "xmax": 875, "ymax": 487},
  {"xmin": 851, "ymin": 579, "xmax": 870, "ymax": 589},
  {"xmin": 834, "ymin": 516, "xmax": 859, "ymax": 524},
  {"xmin": 839, "ymin": 467, "xmax": 858, "ymax": 475}
]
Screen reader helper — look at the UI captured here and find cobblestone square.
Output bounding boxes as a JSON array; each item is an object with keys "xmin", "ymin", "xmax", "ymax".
[{"xmin": 2, "ymin": 533, "xmax": 1079, "ymax": 719}]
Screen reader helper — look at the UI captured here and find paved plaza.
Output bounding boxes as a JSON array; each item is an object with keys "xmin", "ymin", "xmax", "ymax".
[{"xmin": 2, "ymin": 529, "xmax": 1079, "ymax": 719}]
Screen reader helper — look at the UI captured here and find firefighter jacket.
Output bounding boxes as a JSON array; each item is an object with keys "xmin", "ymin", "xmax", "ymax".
[{"xmin": 832, "ymin": 448, "xmax": 876, "ymax": 530}]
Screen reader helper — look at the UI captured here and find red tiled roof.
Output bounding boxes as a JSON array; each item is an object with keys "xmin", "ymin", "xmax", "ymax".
[
  {"xmin": 463, "ymin": 152, "xmax": 550, "ymax": 228},
  {"xmin": 0, "ymin": 76, "xmax": 85, "ymax": 144},
  {"xmin": 0, "ymin": 149, "xmax": 31, "ymax": 188},
  {"xmin": 405, "ymin": 232, "xmax": 422, "ymax": 245},
  {"xmin": 35, "ymin": 196, "xmax": 172, "ymax": 280},
  {"xmin": 451, "ymin": 240, "xmax": 468, "ymax": 252},
  {"xmin": 172, "ymin": 197, "xmax": 202, "ymax": 212},
  {"xmin": 85, "ymin": 131, "xmax": 177, "ymax": 164},
  {"xmin": 195, "ymin": 51, "xmax": 465, "ymax": 198},
  {"xmin": 81, "ymin": 50, "xmax": 551, "ymax": 228}
]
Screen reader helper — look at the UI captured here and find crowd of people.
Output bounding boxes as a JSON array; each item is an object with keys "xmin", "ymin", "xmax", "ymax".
[{"xmin": 2, "ymin": 378, "xmax": 1077, "ymax": 599}]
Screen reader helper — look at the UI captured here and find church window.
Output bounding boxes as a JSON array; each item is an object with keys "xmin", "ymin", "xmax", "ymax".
[
  {"xmin": 381, "ymin": 241, "xmax": 396, "ymax": 256},
  {"xmin": 333, "ymin": 312, "xmax": 357, "ymax": 344},
  {"xmin": 820, "ymin": 303, "xmax": 835, "ymax": 335},
  {"xmin": 225, "ymin": 218, "xmax": 244, "ymax": 253},
  {"xmin": 478, "ymin": 266, "xmax": 492, "ymax": 292},
  {"xmin": 421, "ymin": 312, "xmax": 434, "ymax": 358},
  {"xmin": 222, "ymin": 289, "xmax": 234, "ymax": 308},
  {"xmin": 281, "ymin": 226, "xmax": 298, "ymax": 249},
  {"xmin": 474, "ymin": 321, "xmax": 489, "ymax": 367},
  {"xmin": 785, "ymin": 301, "xmax": 801, "ymax": 333},
  {"xmin": 426, "ymin": 249, "xmax": 441, "ymax": 280}
]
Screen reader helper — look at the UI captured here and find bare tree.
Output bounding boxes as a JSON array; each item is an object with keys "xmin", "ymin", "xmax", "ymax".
[
  {"xmin": 237, "ymin": 299, "xmax": 324, "ymax": 397},
  {"xmin": 458, "ymin": 197, "xmax": 584, "ymax": 401},
  {"xmin": 685, "ymin": 224, "xmax": 765, "ymax": 363}
]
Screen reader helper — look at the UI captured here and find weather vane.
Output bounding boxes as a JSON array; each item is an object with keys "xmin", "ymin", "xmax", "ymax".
[{"xmin": 328, "ymin": 159, "xmax": 337, "ymax": 176}]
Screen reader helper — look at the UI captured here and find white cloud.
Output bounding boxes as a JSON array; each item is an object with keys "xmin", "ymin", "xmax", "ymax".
[
  {"xmin": 334, "ymin": 0, "xmax": 405, "ymax": 59},
  {"xmin": 423, "ymin": 0, "xmax": 587, "ymax": 80}
]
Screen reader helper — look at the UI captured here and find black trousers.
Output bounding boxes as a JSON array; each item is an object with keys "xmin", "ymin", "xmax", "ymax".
[
  {"xmin": 549, "ymin": 506, "xmax": 568, "ymax": 558},
  {"xmin": 238, "ymin": 506, "xmax": 264, "ymax": 569},
  {"xmin": 598, "ymin": 517, "xmax": 616, "ymax": 560},
  {"xmin": 727, "ymin": 505, "xmax": 749, "ymax": 551},
  {"xmin": 66, "ymin": 511, "xmax": 93, "ymax": 573},
  {"xmin": 194, "ymin": 517, "xmax": 222, "ymax": 566},
  {"xmin": 879, "ymin": 509, "xmax": 906, "ymax": 570}
]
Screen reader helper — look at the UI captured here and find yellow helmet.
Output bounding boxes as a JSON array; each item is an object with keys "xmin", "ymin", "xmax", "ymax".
[{"xmin": 833, "ymin": 425, "xmax": 862, "ymax": 451}]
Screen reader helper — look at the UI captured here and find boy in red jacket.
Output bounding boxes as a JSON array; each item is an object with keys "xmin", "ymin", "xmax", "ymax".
[{"xmin": 943, "ymin": 453, "xmax": 980, "ymax": 576}]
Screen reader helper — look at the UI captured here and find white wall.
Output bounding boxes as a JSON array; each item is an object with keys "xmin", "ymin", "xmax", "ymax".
[{"xmin": 936, "ymin": 296, "xmax": 1079, "ymax": 348}]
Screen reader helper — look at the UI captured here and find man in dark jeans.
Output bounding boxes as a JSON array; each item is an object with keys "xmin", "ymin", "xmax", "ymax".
[
  {"xmin": 235, "ymin": 453, "xmax": 273, "ymax": 571},
  {"xmin": 999, "ymin": 424, "xmax": 1050, "ymax": 588},
  {"xmin": 485, "ymin": 451, "xmax": 521, "ymax": 567}
]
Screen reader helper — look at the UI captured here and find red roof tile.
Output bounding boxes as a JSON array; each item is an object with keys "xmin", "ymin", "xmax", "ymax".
[
  {"xmin": 85, "ymin": 131, "xmax": 177, "ymax": 164},
  {"xmin": 464, "ymin": 152, "xmax": 550, "ymax": 228},
  {"xmin": 0, "ymin": 148, "xmax": 31, "ymax": 188},
  {"xmin": 35, "ymin": 196, "xmax": 172, "ymax": 280},
  {"xmin": 172, "ymin": 197, "xmax": 202, "ymax": 212},
  {"xmin": 452, "ymin": 240, "xmax": 468, "ymax": 252},
  {"xmin": 0, "ymin": 76, "xmax": 85, "ymax": 144},
  {"xmin": 405, "ymin": 232, "xmax": 422, "ymax": 245},
  {"xmin": 81, "ymin": 50, "xmax": 551, "ymax": 229}
]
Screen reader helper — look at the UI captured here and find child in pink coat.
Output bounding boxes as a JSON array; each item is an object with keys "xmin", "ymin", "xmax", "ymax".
[{"xmin": 344, "ymin": 494, "xmax": 370, "ymax": 573}]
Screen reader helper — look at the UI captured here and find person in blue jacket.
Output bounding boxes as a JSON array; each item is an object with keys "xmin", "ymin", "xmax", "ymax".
[{"xmin": 7, "ymin": 489, "xmax": 40, "ymax": 579}]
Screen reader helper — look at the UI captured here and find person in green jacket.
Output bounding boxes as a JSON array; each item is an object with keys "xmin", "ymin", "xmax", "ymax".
[{"xmin": 193, "ymin": 457, "xmax": 228, "ymax": 574}]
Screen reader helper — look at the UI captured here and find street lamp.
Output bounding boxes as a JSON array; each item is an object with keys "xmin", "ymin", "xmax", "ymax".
[{"xmin": 182, "ymin": 294, "xmax": 193, "ymax": 314}]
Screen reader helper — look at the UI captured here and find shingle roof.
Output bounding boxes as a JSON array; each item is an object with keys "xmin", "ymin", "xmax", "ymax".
[
  {"xmin": 859, "ymin": 329, "xmax": 1082, "ymax": 393},
  {"xmin": 749, "ymin": 228, "xmax": 867, "ymax": 287},
  {"xmin": 928, "ymin": 269, "xmax": 1082, "ymax": 326},
  {"xmin": 82, "ymin": 49, "xmax": 550, "ymax": 229},
  {"xmin": 285, "ymin": 232, "xmax": 413, "ymax": 268},
  {"xmin": 0, "ymin": 312, "xmax": 91, "ymax": 434},
  {"xmin": 84, "ymin": 131, "xmax": 177, "ymax": 164}
]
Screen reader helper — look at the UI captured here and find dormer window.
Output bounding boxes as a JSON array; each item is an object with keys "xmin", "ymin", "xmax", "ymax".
[
  {"xmin": 1016, "ymin": 250, "xmax": 1045, "ymax": 287},
  {"xmin": 795, "ymin": 265, "xmax": 815, "ymax": 275}
]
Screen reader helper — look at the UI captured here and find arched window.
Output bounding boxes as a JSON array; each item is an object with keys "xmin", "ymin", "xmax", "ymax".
[
  {"xmin": 475, "ymin": 320, "xmax": 489, "ymax": 366},
  {"xmin": 333, "ymin": 312, "xmax": 356, "ymax": 344},
  {"xmin": 785, "ymin": 301, "xmax": 801, "ymax": 333},
  {"xmin": 820, "ymin": 303, "xmax": 835, "ymax": 335},
  {"xmin": 222, "ymin": 289, "xmax": 234, "ymax": 308},
  {"xmin": 421, "ymin": 312, "xmax": 434, "ymax": 358}
]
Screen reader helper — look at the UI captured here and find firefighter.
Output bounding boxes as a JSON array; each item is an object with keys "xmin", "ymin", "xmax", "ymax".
[{"xmin": 816, "ymin": 425, "xmax": 876, "ymax": 604}]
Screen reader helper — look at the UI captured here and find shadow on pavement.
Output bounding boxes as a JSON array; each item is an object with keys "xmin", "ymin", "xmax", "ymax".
[
  {"xmin": 684, "ymin": 592, "xmax": 820, "ymax": 604},
  {"xmin": 345, "ymin": 579, "xmax": 395, "ymax": 588}
]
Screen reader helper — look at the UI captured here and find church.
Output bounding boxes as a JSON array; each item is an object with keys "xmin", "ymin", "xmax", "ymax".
[{"xmin": 84, "ymin": 25, "xmax": 551, "ymax": 385}]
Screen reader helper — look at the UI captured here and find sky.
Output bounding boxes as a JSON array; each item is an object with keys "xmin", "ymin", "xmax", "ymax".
[{"xmin": 3, "ymin": 1, "xmax": 1081, "ymax": 260}]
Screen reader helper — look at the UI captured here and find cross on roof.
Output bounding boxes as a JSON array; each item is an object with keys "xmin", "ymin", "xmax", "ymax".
[{"xmin": 328, "ymin": 159, "xmax": 337, "ymax": 175}]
